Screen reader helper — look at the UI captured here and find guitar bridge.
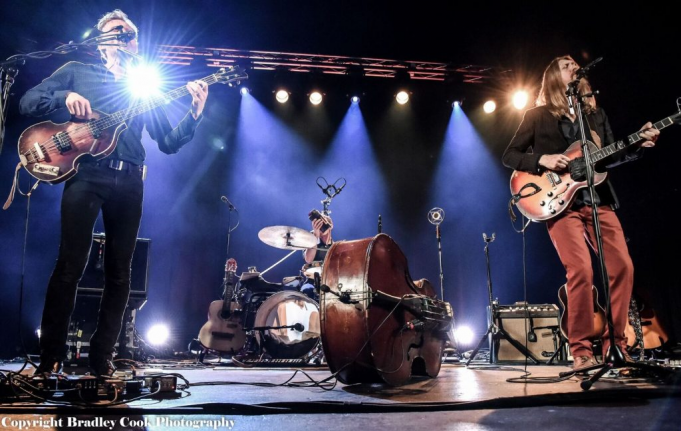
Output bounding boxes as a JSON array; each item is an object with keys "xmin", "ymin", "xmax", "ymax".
[{"xmin": 33, "ymin": 163, "xmax": 60, "ymax": 176}]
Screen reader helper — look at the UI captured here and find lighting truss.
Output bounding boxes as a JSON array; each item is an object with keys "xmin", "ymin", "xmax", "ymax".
[{"xmin": 157, "ymin": 45, "xmax": 507, "ymax": 84}]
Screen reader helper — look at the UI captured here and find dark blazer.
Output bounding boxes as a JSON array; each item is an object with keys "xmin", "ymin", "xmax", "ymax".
[{"xmin": 502, "ymin": 105, "xmax": 642, "ymax": 209}]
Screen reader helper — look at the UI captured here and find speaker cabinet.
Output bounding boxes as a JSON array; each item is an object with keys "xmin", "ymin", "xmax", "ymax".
[
  {"xmin": 77, "ymin": 232, "xmax": 150, "ymax": 299},
  {"xmin": 493, "ymin": 303, "xmax": 565, "ymax": 362}
]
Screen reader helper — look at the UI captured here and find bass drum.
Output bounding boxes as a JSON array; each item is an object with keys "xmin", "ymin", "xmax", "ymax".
[{"xmin": 253, "ymin": 291, "xmax": 320, "ymax": 359}]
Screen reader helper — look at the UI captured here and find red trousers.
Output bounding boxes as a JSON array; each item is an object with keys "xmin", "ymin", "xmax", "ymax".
[{"xmin": 547, "ymin": 205, "xmax": 633, "ymax": 358}]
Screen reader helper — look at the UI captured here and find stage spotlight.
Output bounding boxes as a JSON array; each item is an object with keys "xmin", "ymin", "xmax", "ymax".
[
  {"xmin": 454, "ymin": 325, "xmax": 475, "ymax": 346},
  {"xmin": 512, "ymin": 90, "xmax": 529, "ymax": 110},
  {"xmin": 483, "ymin": 100, "xmax": 497, "ymax": 114},
  {"xmin": 36, "ymin": 327, "xmax": 41, "ymax": 339},
  {"xmin": 395, "ymin": 90, "xmax": 410, "ymax": 105},
  {"xmin": 309, "ymin": 91, "xmax": 323, "ymax": 105},
  {"xmin": 452, "ymin": 100, "xmax": 462, "ymax": 108},
  {"xmin": 240, "ymin": 87, "xmax": 250, "ymax": 96},
  {"xmin": 146, "ymin": 324, "xmax": 170, "ymax": 346},
  {"xmin": 275, "ymin": 89, "xmax": 290, "ymax": 104},
  {"xmin": 126, "ymin": 63, "xmax": 162, "ymax": 99},
  {"xmin": 351, "ymin": 95, "xmax": 360, "ymax": 104}
]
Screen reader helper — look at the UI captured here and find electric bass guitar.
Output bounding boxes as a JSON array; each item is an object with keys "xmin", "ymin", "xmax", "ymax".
[
  {"xmin": 198, "ymin": 258, "xmax": 247, "ymax": 354},
  {"xmin": 510, "ymin": 112, "xmax": 681, "ymax": 222},
  {"xmin": 17, "ymin": 66, "xmax": 247, "ymax": 184}
]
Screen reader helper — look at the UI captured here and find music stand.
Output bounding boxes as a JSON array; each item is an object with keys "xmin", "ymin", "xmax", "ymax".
[{"xmin": 466, "ymin": 233, "xmax": 539, "ymax": 365}]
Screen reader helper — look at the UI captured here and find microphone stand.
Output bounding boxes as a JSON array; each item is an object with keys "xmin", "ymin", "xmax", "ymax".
[
  {"xmin": 559, "ymin": 69, "xmax": 672, "ymax": 389},
  {"xmin": 466, "ymin": 233, "xmax": 539, "ymax": 365}
]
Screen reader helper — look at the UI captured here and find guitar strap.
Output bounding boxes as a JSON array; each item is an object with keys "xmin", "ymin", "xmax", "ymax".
[{"xmin": 3, "ymin": 162, "xmax": 41, "ymax": 210}]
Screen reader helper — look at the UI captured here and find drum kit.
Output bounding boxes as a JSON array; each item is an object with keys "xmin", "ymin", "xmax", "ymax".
[{"xmin": 199, "ymin": 224, "xmax": 325, "ymax": 363}]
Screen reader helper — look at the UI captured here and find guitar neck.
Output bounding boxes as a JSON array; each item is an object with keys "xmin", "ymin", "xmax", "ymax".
[
  {"xmin": 591, "ymin": 112, "xmax": 681, "ymax": 163},
  {"xmin": 92, "ymin": 74, "xmax": 219, "ymax": 131}
]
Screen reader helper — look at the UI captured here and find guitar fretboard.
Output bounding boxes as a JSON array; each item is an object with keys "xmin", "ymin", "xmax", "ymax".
[
  {"xmin": 91, "ymin": 71, "xmax": 237, "ymax": 131},
  {"xmin": 591, "ymin": 112, "xmax": 681, "ymax": 162}
]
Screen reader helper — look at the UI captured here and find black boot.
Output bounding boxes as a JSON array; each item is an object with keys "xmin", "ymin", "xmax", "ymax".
[
  {"xmin": 89, "ymin": 356, "xmax": 117, "ymax": 378},
  {"xmin": 33, "ymin": 356, "xmax": 63, "ymax": 376}
]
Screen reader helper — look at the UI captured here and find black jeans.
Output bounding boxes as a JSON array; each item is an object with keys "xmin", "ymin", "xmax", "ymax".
[{"xmin": 40, "ymin": 162, "xmax": 144, "ymax": 361}]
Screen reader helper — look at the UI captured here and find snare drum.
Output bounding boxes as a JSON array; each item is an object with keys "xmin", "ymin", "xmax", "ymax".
[{"xmin": 253, "ymin": 291, "xmax": 321, "ymax": 359}]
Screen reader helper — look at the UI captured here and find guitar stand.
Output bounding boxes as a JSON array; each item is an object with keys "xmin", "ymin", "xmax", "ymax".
[{"xmin": 546, "ymin": 329, "xmax": 568, "ymax": 365}]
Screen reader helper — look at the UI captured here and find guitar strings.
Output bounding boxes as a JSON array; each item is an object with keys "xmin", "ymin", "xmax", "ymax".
[{"xmin": 23, "ymin": 75, "xmax": 221, "ymax": 161}]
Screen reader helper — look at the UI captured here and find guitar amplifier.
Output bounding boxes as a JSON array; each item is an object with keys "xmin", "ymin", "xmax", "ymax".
[
  {"xmin": 493, "ymin": 302, "xmax": 565, "ymax": 362},
  {"xmin": 77, "ymin": 232, "xmax": 150, "ymax": 300}
]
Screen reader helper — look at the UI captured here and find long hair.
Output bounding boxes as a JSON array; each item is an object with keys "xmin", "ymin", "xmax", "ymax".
[{"xmin": 536, "ymin": 55, "xmax": 596, "ymax": 118}]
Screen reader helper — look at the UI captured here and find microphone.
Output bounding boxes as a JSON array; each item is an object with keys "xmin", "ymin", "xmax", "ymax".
[
  {"xmin": 527, "ymin": 316, "xmax": 537, "ymax": 342},
  {"xmin": 116, "ymin": 31, "xmax": 137, "ymax": 43},
  {"xmin": 482, "ymin": 232, "xmax": 496, "ymax": 243},
  {"xmin": 575, "ymin": 56, "xmax": 603, "ymax": 78},
  {"xmin": 428, "ymin": 208, "xmax": 445, "ymax": 225},
  {"xmin": 292, "ymin": 323, "xmax": 305, "ymax": 332},
  {"xmin": 93, "ymin": 29, "xmax": 137, "ymax": 44},
  {"xmin": 319, "ymin": 284, "xmax": 337, "ymax": 296},
  {"xmin": 220, "ymin": 196, "xmax": 235, "ymax": 210},
  {"xmin": 378, "ymin": 215, "xmax": 382, "ymax": 234}
]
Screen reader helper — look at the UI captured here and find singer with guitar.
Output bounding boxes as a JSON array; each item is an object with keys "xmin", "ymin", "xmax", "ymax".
[
  {"xmin": 21, "ymin": 10, "xmax": 209, "ymax": 377},
  {"xmin": 502, "ymin": 55, "xmax": 659, "ymax": 373}
]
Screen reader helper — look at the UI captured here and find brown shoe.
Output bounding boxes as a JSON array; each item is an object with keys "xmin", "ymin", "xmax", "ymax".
[{"xmin": 572, "ymin": 355, "xmax": 599, "ymax": 373}]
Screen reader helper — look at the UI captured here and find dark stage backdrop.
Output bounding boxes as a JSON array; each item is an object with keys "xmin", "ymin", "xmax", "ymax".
[{"xmin": 1, "ymin": 1, "xmax": 679, "ymax": 358}]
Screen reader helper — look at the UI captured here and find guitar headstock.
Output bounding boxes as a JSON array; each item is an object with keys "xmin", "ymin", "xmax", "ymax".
[
  {"xmin": 225, "ymin": 258, "xmax": 238, "ymax": 273},
  {"xmin": 214, "ymin": 66, "xmax": 248, "ymax": 87}
]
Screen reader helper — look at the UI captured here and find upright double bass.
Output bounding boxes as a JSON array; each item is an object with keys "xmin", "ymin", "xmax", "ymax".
[{"xmin": 320, "ymin": 234, "xmax": 453, "ymax": 385}]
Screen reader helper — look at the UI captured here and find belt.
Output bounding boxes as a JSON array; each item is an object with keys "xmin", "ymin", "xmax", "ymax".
[{"xmin": 95, "ymin": 159, "xmax": 147, "ymax": 179}]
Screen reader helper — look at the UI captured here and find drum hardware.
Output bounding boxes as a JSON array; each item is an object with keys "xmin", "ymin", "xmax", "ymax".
[{"xmin": 248, "ymin": 322, "xmax": 305, "ymax": 332}]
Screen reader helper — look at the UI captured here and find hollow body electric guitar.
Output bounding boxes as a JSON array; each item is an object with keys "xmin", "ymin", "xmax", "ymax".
[
  {"xmin": 17, "ymin": 67, "xmax": 247, "ymax": 184},
  {"xmin": 510, "ymin": 112, "xmax": 681, "ymax": 222}
]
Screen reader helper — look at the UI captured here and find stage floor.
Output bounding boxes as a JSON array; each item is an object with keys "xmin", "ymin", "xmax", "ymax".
[{"xmin": 1, "ymin": 359, "xmax": 680, "ymax": 430}]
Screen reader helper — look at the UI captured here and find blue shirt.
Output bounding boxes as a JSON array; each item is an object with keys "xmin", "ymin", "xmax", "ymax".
[{"xmin": 19, "ymin": 61, "xmax": 201, "ymax": 165}]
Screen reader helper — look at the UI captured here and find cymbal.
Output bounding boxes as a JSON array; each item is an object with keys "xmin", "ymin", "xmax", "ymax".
[{"xmin": 258, "ymin": 225, "xmax": 317, "ymax": 250}]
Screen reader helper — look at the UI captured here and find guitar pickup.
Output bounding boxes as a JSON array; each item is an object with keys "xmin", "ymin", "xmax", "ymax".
[
  {"xmin": 33, "ymin": 163, "xmax": 60, "ymax": 176},
  {"xmin": 33, "ymin": 142, "xmax": 46, "ymax": 161}
]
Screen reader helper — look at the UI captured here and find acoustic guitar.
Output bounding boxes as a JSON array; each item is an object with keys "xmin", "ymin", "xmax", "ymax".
[
  {"xmin": 625, "ymin": 295, "xmax": 668, "ymax": 350},
  {"xmin": 198, "ymin": 258, "xmax": 247, "ymax": 354},
  {"xmin": 557, "ymin": 284, "xmax": 606, "ymax": 341}
]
